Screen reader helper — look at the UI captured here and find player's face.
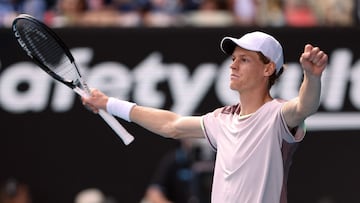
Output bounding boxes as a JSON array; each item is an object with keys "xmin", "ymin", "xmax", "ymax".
[{"xmin": 229, "ymin": 47, "xmax": 268, "ymax": 93}]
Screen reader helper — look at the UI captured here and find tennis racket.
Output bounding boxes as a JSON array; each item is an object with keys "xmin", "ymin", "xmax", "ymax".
[{"xmin": 12, "ymin": 14, "xmax": 134, "ymax": 145}]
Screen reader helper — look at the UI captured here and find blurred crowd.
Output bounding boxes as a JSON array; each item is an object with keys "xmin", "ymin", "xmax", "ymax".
[{"xmin": 0, "ymin": 0, "xmax": 358, "ymax": 28}]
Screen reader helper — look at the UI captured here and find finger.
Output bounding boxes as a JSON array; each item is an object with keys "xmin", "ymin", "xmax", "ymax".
[
  {"xmin": 309, "ymin": 47, "xmax": 321, "ymax": 62},
  {"xmin": 304, "ymin": 44, "xmax": 313, "ymax": 51},
  {"xmin": 316, "ymin": 53, "xmax": 328, "ymax": 67},
  {"xmin": 82, "ymin": 98, "xmax": 94, "ymax": 110},
  {"xmin": 310, "ymin": 49, "xmax": 323, "ymax": 64},
  {"xmin": 84, "ymin": 103, "xmax": 99, "ymax": 114},
  {"xmin": 89, "ymin": 88, "xmax": 97, "ymax": 95}
]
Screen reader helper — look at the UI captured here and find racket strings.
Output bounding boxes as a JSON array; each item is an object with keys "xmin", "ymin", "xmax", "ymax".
[
  {"xmin": 55, "ymin": 62, "xmax": 79, "ymax": 82},
  {"xmin": 16, "ymin": 20, "xmax": 78, "ymax": 81}
]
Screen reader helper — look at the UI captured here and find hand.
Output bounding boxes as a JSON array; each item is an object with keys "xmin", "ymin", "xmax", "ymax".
[
  {"xmin": 82, "ymin": 88, "xmax": 109, "ymax": 113},
  {"xmin": 299, "ymin": 44, "xmax": 328, "ymax": 77}
]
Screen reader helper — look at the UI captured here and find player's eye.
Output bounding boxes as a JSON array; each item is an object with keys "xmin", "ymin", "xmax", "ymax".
[{"xmin": 241, "ymin": 57, "xmax": 249, "ymax": 62}]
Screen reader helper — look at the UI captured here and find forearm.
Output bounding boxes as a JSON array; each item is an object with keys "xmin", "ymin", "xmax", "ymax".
[
  {"xmin": 130, "ymin": 105, "xmax": 181, "ymax": 138},
  {"xmin": 297, "ymin": 71, "xmax": 321, "ymax": 116},
  {"xmin": 83, "ymin": 89, "xmax": 203, "ymax": 139},
  {"xmin": 283, "ymin": 44, "xmax": 327, "ymax": 128},
  {"xmin": 296, "ymin": 43, "xmax": 327, "ymax": 116},
  {"xmin": 283, "ymin": 72, "xmax": 322, "ymax": 128}
]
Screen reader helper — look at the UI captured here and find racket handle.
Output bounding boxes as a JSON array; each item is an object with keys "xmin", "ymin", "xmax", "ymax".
[
  {"xmin": 74, "ymin": 87, "xmax": 134, "ymax": 145},
  {"xmin": 98, "ymin": 109, "xmax": 135, "ymax": 145}
]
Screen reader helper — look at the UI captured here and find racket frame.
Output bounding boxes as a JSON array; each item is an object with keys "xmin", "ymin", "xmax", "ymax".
[{"xmin": 12, "ymin": 14, "xmax": 134, "ymax": 145}]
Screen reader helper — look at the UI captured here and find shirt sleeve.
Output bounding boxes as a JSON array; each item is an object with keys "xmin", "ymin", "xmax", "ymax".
[
  {"xmin": 201, "ymin": 112, "xmax": 218, "ymax": 151},
  {"xmin": 279, "ymin": 109, "xmax": 306, "ymax": 143}
]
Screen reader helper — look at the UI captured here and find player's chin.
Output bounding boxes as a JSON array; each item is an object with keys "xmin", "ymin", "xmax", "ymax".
[{"xmin": 229, "ymin": 84, "xmax": 237, "ymax": 91}]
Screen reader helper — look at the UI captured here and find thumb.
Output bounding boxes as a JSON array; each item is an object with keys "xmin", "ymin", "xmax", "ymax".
[{"xmin": 300, "ymin": 44, "xmax": 313, "ymax": 62}]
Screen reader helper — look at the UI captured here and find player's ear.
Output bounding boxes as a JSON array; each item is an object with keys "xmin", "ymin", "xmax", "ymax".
[{"xmin": 264, "ymin": 62, "xmax": 276, "ymax": 76}]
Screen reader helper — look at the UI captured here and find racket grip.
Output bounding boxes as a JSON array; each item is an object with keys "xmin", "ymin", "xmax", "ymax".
[
  {"xmin": 98, "ymin": 109, "xmax": 135, "ymax": 145},
  {"xmin": 74, "ymin": 87, "xmax": 134, "ymax": 145}
]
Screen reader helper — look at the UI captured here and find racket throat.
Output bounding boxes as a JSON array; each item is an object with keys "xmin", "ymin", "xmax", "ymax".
[{"xmin": 74, "ymin": 78, "xmax": 90, "ymax": 93}]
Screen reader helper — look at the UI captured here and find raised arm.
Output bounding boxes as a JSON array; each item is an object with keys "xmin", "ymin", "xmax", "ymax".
[
  {"xmin": 82, "ymin": 89, "xmax": 204, "ymax": 139},
  {"xmin": 282, "ymin": 44, "xmax": 328, "ymax": 128}
]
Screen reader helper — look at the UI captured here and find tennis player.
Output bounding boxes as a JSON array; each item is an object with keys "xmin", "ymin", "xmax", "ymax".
[{"xmin": 82, "ymin": 31, "xmax": 328, "ymax": 203}]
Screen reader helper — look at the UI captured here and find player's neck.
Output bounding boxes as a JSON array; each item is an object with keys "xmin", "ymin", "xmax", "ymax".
[{"xmin": 239, "ymin": 92, "xmax": 273, "ymax": 116}]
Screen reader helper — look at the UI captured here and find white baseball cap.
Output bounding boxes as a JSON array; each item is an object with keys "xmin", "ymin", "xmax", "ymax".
[{"xmin": 220, "ymin": 31, "xmax": 284, "ymax": 73}]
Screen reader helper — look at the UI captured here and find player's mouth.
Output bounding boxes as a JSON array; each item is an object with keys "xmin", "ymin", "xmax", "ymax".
[{"xmin": 230, "ymin": 73, "xmax": 239, "ymax": 80}]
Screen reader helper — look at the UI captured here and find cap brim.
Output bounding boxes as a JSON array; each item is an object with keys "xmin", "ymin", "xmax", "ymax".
[
  {"xmin": 221, "ymin": 37, "xmax": 261, "ymax": 55},
  {"xmin": 220, "ymin": 37, "xmax": 237, "ymax": 55}
]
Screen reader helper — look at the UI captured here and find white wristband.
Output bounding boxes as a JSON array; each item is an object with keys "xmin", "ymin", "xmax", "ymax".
[{"xmin": 106, "ymin": 97, "xmax": 136, "ymax": 122}]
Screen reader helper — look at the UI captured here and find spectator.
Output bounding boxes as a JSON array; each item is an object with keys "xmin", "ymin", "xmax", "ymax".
[
  {"xmin": 256, "ymin": 0, "xmax": 285, "ymax": 27},
  {"xmin": 0, "ymin": 0, "xmax": 46, "ymax": 27},
  {"xmin": 141, "ymin": 139, "xmax": 214, "ymax": 203},
  {"xmin": 112, "ymin": 0, "xmax": 142, "ymax": 26},
  {"xmin": 183, "ymin": 0, "xmax": 236, "ymax": 27},
  {"xmin": 314, "ymin": 0, "xmax": 355, "ymax": 26},
  {"xmin": 228, "ymin": 0, "xmax": 258, "ymax": 26},
  {"xmin": 283, "ymin": 0, "xmax": 318, "ymax": 27},
  {"xmin": 141, "ymin": 0, "xmax": 183, "ymax": 27},
  {"xmin": 80, "ymin": 0, "xmax": 122, "ymax": 26},
  {"xmin": 0, "ymin": 178, "xmax": 32, "ymax": 203},
  {"xmin": 46, "ymin": 0, "xmax": 87, "ymax": 27}
]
